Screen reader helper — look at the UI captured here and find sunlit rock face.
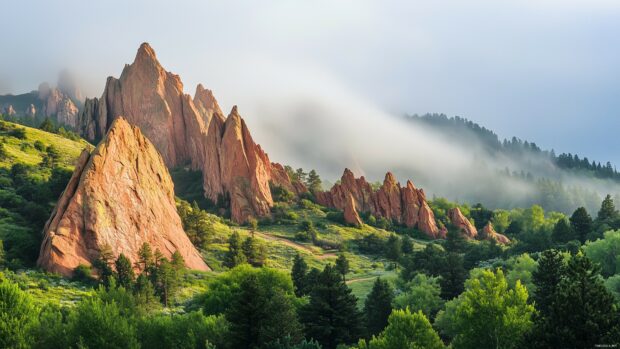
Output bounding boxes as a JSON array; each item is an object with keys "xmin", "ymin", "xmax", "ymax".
[
  {"xmin": 38, "ymin": 118, "xmax": 210, "ymax": 277},
  {"xmin": 317, "ymin": 169, "xmax": 443, "ymax": 238}
]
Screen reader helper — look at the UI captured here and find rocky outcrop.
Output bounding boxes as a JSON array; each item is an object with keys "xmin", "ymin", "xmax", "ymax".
[
  {"xmin": 448, "ymin": 207, "xmax": 478, "ymax": 239},
  {"xmin": 37, "ymin": 117, "xmax": 209, "ymax": 277},
  {"xmin": 207, "ymin": 106, "xmax": 273, "ymax": 223},
  {"xmin": 25, "ymin": 104, "xmax": 37, "ymax": 118},
  {"xmin": 4, "ymin": 105, "xmax": 16, "ymax": 116},
  {"xmin": 194, "ymin": 84, "xmax": 224, "ymax": 126},
  {"xmin": 479, "ymin": 222, "xmax": 510, "ymax": 244},
  {"xmin": 344, "ymin": 193, "xmax": 363, "ymax": 227},
  {"xmin": 77, "ymin": 42, "xmax": 208, "ymax": 168},
  {"xmin": 317, "ymin": 169, "xmax": 442, "ymax": 238},
  {"xmin": 269, "ymin": 162, "xmax": 308, "ymax": 195},
  {"xmin": 37, "ymin": 82, "xmax": 80, "ymax": 127},
  {"xmin": 75, "ymin": 43, "xmax": 289, "ymax": 224}
]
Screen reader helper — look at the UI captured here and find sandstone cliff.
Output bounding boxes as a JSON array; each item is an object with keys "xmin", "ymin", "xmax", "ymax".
[
  {"xmin": 479, "ymin": 222, "xmax": 511, "ymax": 244},
  {"xmin": 203, "ymin": 106, "xmax": 274, "ymax": 223},
  {"xmin": 77, "ymin": 43, "xmax": 277, "ymax": 224},
  {"xmin": 37, "ymin": 117, "xmax": 209, "ymax": 277},
  {"xmin": 77, "ymin": 42, "xmax": 208, "ymax": 168},
  {"xmin": 317, "ymin": 169, "xmax": 442, "ymax": 238},
  {"xmin": 447, "ymin": 207, "xmax": 478, "ymax": 239}
]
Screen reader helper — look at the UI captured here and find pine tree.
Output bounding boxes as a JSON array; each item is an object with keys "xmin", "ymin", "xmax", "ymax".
[
  {"xmin": 384, "ymin": 234, "xmax": 402, "ymax": 261},
  {"xmin": 93, "ymin": 244, "xmax": 115, "ymax": 287},
  {"xmin": 295, "ymin": 168, "xmax": 307, "ymax": 183},
  {"xmin": 363, "ymin": 278, "xmax": 394, "ymax": 337},
  {"xmin": 291, "ymin": 254, "xmax": 309, "ymax": 297},
  {"xmin": 598, "ymin": 194, "xmax": 618, "ymax": 222},
  {"xmin": 134, "ymin": 273, "xmax": 158, "ymax": 308},
  {"xmin": 243, "ymin": 236, "xmax": 266, "ymax": 267},
  {"xmin": 531, "ymin": 253, "xmax": 620, "ymax": 348},
  {"xmin": 300, "ymin": 264, "xmax": 363, "ymax": 349},
  {"xmin": 551, "ymin": 218, "xmax": 575, "ymax": 244},
  {"xmin": 137, "ymin": 242, "xmax": 154, "ymax": 274},
  {"xmin": 531, "ymin": 249, "xmax": 566, "ymax": 317},
  {"xmin": 153, "ymin": 258, "xmax": 178, "ymax": 307},
  {"xmin": 114, "ymin": 254, "xmax": 135, "ymax": 289},
  {"xmin": 227, "ymin": 274, "xmax": 302, "ymax": 348},
  {"xmin": 335, "ymin": 254, "xmax": 350, "ymax": 282},
  {"xmin": 224, "ymin": 231, "xmax": 246, "ymax": 268},
  {"xmin": 306, "ymin": 170, "xmax": 322, "ymax": 192},
  {"xmin": 438, "ymin": 252, "xmax": 467, "ymax": 299},
  {"xmin": 570, "ymin": 207, "xmax": 593, "ymax": 243}
]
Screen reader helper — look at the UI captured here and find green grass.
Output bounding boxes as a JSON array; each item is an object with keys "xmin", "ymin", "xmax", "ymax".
[{"xmin": 0, "ymin": 121, "xmax": 91, "ymax": 170}]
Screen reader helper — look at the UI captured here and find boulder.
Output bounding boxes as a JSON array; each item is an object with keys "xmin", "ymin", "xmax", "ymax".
[
  {"xmin": 37, "ymin": 117, "xmax": 210, "ymax": 277},
  {"xmin": 448, "ymin": 207, "xmax": 478, "ymax": 239},
  {"xmin": 479, "ymin": 222, "xmax": 510, "ymax": 244}
]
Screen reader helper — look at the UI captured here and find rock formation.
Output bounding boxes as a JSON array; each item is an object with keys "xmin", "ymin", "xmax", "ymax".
[
  {"xmin": 76, "ymin": 43, "xmax": 288, "ymax": 224},
  {"xmin": 447, "ymin": 207, "xmax": 478, "ymax": 239},
  {"xmin": 479, "ymin": 222, "xmax": 511, "ymax": 244},
  {"xmin": 37, "ymin": 82, "xmax": 80, "ymax": 127},
  {"xmin": 4, "ymin": 104, "xmax": 16, "ymax": 116},
  {"xmin": 344, "ymin": 193, "xmax": 363, "ymax": 227},
  {"xmin": 37, "ymin": 117, "xmax": 210, "ymax": 277},
  {"xmin": 25, "ymin": 104, "xmax": 37, "ymax": 118},
  {"xmin": 203, "ymin": 106, "xmax": 274, "ymax": 223},
  {"xmin": 269, "ymin": 162, "xmax": 308, "ymax": 195},
  {"xmin": 77, "ymin": 42, "xmax": 208, "ymax": 168},
  {"xmin": 317, "ymin": 169, "xmax": 443, "ymax": 238}
]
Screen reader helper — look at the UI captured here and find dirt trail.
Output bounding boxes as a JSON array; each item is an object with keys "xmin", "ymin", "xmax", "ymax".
[
  {"xmin": 346, "ymin": 276, "xmax": 377, "ymax": 285},
  {"xmin": 253, "ymin": 231, "xmax": 337, "ymax": 260}
]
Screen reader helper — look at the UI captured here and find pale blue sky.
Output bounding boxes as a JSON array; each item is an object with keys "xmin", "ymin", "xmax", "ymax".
[{"xmin": 2, "ymin": 0, "xmax": 620, "ymax": 167}]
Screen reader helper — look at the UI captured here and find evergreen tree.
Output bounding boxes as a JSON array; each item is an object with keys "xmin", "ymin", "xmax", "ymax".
[
  {"xmin": 551, "ymin": 218, "xmax": 575, "ymax": 244},
  {"xmin": 570, "ymin": 207, "xmax": 593, "ymax": 243},
  {"xmin": 438, "ymin": 252, "xmax": 467, "ymax": 299},
  {"xmin": 531, "ymin": 249, "xmax": 566, "ymax": 316},
  {"xmin": 224, "ymin": 231, "xmax": 247, "ymax": 268},
  {"xmin": 137, "ymin": 242, "xmax": 154, "ymax": 274},
  {"xmin": 0, "ymin": 279, "xmax": 38, "ymax": 348},
  {"xmin": 93, "ymin": 244, "xmax": 115, "ymax": 287},
  {"xmin": 291, "ymin": 254, "xmax": 309, "ymax": 297},
  {"xmin": 335, "ymin": 254, "xmax": 350, "ymax": 282},
  {"xmin": 384, "ymin": 234, "xmax": 402, "ymax": 261},
  {"xmin": 401, "ymin": 235, "xmax": 414, "ymax": 254},
  {"xmin": 243, "ymin": 235, "xmax": 266, "ymax": 267},
  {"xmin": 153, "ymin": 259, "xmax": 179, "ymax": 307},
  {"xmin": 363, "ymin": 278, "xmax": 394, "ymax": 337},
  {"xmin": 598, "ymin": 194, "xmax": 618, "ymax": 222},
  {"xmin": 300, "ymin": 264, "xmax": 363, "ymax": 349},
  {"xmin": 115, "ymin": 253, "xmax": 135, "ymax": 289},
  {"xmin": 227, "ymin": 274, "xmax": 302, "ymax": 348},
  {"xmin": 531, "ymin": 253, "xmax": 620, "ymax": 348},
  {"xmin": 134, "ymin": 273, "xmax": 158, "ymax": 309},
  {"xmin": 306, "ymin": 170, "xmax": 322, "ymax": 192},
  {"xmin": 295, "ymin": 168, "xmax": 307, "ymax": 183}
]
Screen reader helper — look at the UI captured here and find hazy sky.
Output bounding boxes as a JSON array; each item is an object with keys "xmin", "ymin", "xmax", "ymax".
[{"xmin": 2, "ymin": 0, "xmax": 620, "ymax": 167}]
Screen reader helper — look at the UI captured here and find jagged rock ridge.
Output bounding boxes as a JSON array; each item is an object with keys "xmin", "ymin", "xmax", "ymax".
[
  {"xmin": 316, "ymin": 169, "xmax": 444, "ymax": 238},
  {"xmin": 37, "ymin": 117, "xmax": 210, "ymax": 277},
  {"xmin": 76, "ymin": 43, "xmax": 302, "ymax": 223}
]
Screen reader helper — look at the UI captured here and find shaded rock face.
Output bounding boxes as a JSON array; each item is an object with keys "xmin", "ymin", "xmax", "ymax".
[
  {"xmin": 77, "ymin": 42, "xmax": 208, "ymax": 168},
  {"xmin": 269, "ymin": 162, "xmax": 308, "ymax": 195},
  {"xmin": 317, "ymin": 169, "xmax": 442, "ymax": 238},
  {"xmin": 203, "ymin": 106, "xmax": 274, "ymax": 223},
  {"xmin": 479, "ymin": 222, "xmax": 511, "ymax": 244},
  {"xmin": 448, "ymin": 207, "xmax": 478, "ymax": 239},
  {"xmin": 37, "ymin": 117, "xmax": 209, "ymax": 277},
  {"xmin": 37, "ymin": 83, "xmax": 80, "ymax": 127}
]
